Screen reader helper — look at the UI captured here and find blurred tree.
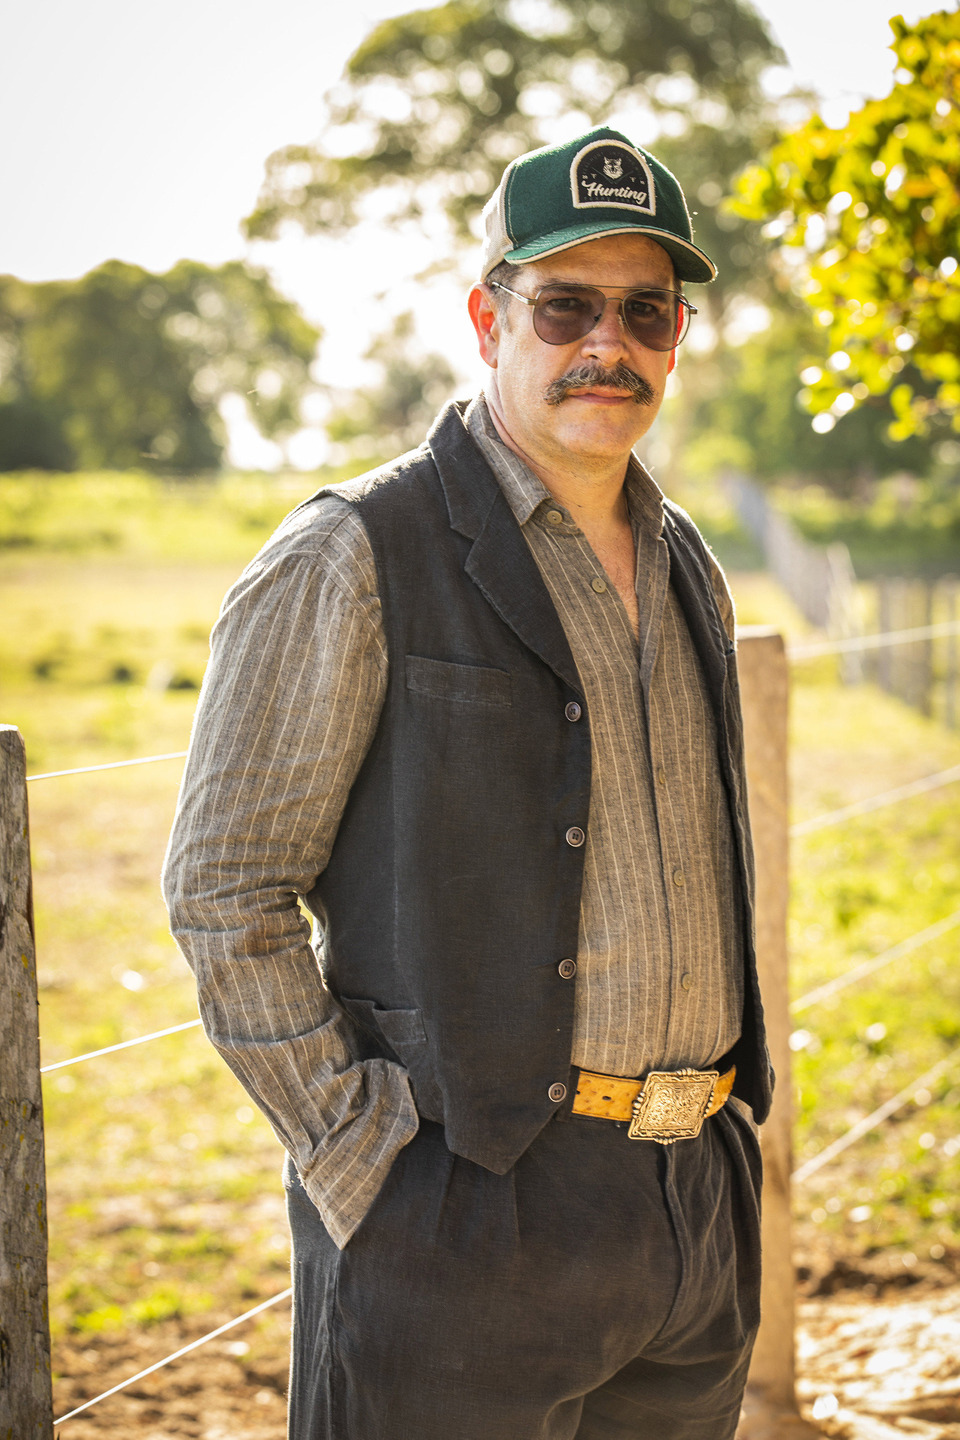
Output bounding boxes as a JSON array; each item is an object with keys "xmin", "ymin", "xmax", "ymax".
[
  {"xmin": 677, "ymin": 302, "xmax": 936, "ymax": 491},
  {"xmin": 732, "ymin": 10, "xmax": 960, "ymax": 441},
  {"xmin": 326, "ymin": 311, "xmax": 457, "ymax": 461},
  {"xmin": 243, "ymin": 0, "xmax": 785, "ymax": 322},
  {"xmin": 0, "ymin": 260, "xmax": 320, "ymax": 472}
]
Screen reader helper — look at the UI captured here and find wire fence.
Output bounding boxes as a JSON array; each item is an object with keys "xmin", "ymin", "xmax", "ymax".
[
  {"xmin": 26, "ymin": 750, "xmax": 188, "ymax": 782},
  {"xmin": 39, "ymin": 1018, "xmax": 203, "ymax": 1074},
  {"xmin": 16, "ymin": 616, "xmax": 960, "ymax": 1425},
  {"xmin": 786, "ymin": 619, "xmax": 960, "ymax": 660},
  {"xmin": 53, "ymin": 1289, "xmax": 293, "ymax": 1428},
  {"xmin": 791, "ymin": 1048, "xmax": 960, "ymax": 1185}
]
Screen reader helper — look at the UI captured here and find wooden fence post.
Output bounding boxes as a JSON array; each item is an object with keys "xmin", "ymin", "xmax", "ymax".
[
  {"xmin": 735, "ymin": 633, "xmax": 818, "ymax": 1440},
  {"xmin": 0, "ymin": 725, "xmax": 53, "ymax": 1440}
]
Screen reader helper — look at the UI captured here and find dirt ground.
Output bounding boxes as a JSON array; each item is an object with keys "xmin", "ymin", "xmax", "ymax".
[
  {"xmin": 52, "ymin": 1273, "xmax": 960, "ymax": 1439},
  {"xmin": 794, "ymin": 1274, "xmax": 960, "ymax": 1439}
]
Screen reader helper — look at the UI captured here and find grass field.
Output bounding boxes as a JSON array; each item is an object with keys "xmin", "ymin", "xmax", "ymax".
[{"xmin": 2, "ymin": 472, "xmax": 959, "ymax": 1425}]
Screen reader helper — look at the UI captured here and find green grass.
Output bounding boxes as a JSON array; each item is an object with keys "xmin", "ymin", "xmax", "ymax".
[
  {"xmin": 2, "ymin": 470, "xmax": 959, "ymax": 1355},
  {"xmin": 0, "ymin": 472, "xmax": 317, "ymax": 1346},
  {"xmin": 787, "ymin": 687, "xmax": 960, "ymax": 1277},
  {"xmin": 0, "ymin": 469, "xmax": 341, "ymax": 563}
]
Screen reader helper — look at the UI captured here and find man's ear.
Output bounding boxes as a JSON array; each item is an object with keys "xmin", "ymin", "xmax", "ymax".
[{"xmin": 468, "ymin": 284, "xmax": 499, "ymax": 369}]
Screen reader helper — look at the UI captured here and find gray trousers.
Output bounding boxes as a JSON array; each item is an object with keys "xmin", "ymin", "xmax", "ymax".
[{"xmin": 285, "ymin": 1102, "xmax": 762, "ymax": 1440}]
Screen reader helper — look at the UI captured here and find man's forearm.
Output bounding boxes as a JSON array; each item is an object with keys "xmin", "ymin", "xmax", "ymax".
[{"xmin": 162, "ymin": 499, "xmax": 416, "ymax": 1246}]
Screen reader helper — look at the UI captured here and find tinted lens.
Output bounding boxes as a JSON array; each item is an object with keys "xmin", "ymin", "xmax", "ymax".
[
  {"xmin": 622, "ymin": 290, "xmax": 685, "ymax": 350},
  {"xmin": 532, "ymin": 286, "xmax": 604, "ymax": 344},
  {"xmin": 531, "ymin": 286, "xmax": 689, "ymax": 350}
]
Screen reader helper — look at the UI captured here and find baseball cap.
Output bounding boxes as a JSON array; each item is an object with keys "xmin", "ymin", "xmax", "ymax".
[{"xmin": 480, "ymin": 126, "xmax": 716, "ymax": 284}]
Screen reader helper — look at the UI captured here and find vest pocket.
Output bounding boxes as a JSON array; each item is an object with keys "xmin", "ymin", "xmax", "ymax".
[
  {"xmin": 340, "ymin": 997, "xmax": 445, "ymax": 1125},
  {"xmin": 405, "ymin": 655, "xmax": 512, "ymax": 707},
  {"xmin": 341, "ymin": 997, "xmax": 427, "ymax": 1049}
]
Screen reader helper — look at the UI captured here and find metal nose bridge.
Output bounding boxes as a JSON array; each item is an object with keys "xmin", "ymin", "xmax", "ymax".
[{"xmin": 582, "ymin": 290, "xmax": 633, "ymax": 336}]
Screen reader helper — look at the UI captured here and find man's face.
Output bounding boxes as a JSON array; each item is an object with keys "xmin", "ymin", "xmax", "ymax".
[{"xmin": 469, "ymin": 233, "xmax": 677, "ymax": 472}]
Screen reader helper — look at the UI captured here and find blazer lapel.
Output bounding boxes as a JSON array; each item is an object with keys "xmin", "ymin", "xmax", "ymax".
[
  {"xmin": 661, "ymin": 506, "xmax": 730, "ymax": 694},
  {"xmin": 428, "ymin": 403, "xmax": 584, "ymax": 698}
]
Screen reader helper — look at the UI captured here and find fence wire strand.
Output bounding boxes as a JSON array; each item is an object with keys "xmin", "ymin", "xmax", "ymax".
[
  {"xmin": 790, "ymin": 764, "xmax": 960, "ymax": 837},
  {"xmin": 53, "ymin": 1287, "xmax": 293, "ymax": 1426},
  {"xmin": 791, "ymin": 910, "xmax": 960, "ymax": 1014},
  {"xmin": 787, "ymin": 618, "xmax": 960, "ymax": 660},
  {"xmin": 26, "ymin": 750, "xmax": 188, "ymax": 782},
  {"xmin": 40, "ymin": 1018, "xmax": 203, "ymax": 1073},
  {"xmin": 792, "ymin": 1046, "xmax": 960, "ymax": 1185}
]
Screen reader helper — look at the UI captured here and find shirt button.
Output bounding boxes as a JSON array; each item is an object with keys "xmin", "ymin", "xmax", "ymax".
[
  {"xmin": 590, "ymin": 576, "xmax": 607, "ymax": 594},
  {"xmin": 680, "ymin": 972, "xmax": 694, "ymax": 990},
  {"xmin": 558, "ymin": 958, "xmax": 577, "ymax": 979},
  {"xmin": 672, "ymin": 868, "xmax": 685, "ymax": 887},
  {"xmin": 548, "ymin": 1082, "xmax": 567, "ymax": 1103},
  {"xmin": 565, "ymin": 700, "xmax": 582, "ymax": 722},
  {"xmin": 565, "ymin": 826, "xmax": 586, "ymax": 847},
  {"xmin": 546, "ymin": 508, "xmax": 564, "ymax": 526}
]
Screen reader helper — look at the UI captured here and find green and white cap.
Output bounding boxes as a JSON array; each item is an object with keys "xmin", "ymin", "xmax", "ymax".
[{"xmin": 480, "ymin": 126, "xmax": 716, "ymax": 284}]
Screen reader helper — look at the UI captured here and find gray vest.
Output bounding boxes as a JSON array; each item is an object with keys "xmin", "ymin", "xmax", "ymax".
[{"xmin": 305, "ymin": 401, "xmax": 772, "ymax": 1174}]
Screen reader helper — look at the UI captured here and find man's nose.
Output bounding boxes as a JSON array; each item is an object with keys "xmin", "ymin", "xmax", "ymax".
[{"xmin": 579, "ymin": 296, "xmax": 630, "ymax": 362}]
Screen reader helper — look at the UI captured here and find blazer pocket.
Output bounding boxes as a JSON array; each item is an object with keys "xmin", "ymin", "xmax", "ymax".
[{"xmin": 405, "ymin": 655, "xmax": 512, "ymax": 708}]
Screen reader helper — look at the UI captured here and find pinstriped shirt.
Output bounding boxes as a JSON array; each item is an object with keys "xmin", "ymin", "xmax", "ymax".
[
  {"xmin": 466, "ymin": 398, "xmax": 743, "ymax": 1077},
  {"xmin": 163, "ymin": 394, "xmax": 741, "ymax": 1250}
]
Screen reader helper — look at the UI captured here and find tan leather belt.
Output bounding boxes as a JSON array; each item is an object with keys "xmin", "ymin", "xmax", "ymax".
[{"xmin": 573, "ymin": 1065, "xmax": 736, "ymax": 1143}]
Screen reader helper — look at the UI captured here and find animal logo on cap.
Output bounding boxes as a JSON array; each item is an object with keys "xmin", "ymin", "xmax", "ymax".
[{"xmin": 571, "ymin": 140, "xmax": 656, "ymax": 215}]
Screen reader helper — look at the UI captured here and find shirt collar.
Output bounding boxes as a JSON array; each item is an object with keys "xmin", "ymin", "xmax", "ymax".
[
  {"xmin": 465, "ymin": 392, "xmax": 666, "ymax": 541},
  {"xmin": 465, "ymin": 394, "xmax": 549, "ymax": 526}
]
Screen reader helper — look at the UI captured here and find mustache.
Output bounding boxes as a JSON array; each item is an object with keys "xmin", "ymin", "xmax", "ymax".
[{"xmin": 544, "ymin": 361, "xmax": 656, "ymax": 408}]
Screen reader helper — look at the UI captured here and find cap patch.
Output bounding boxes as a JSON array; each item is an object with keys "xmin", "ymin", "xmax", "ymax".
[{"xmin": 570, "ymin": 140, "xmax": 656, "ymax": 216}]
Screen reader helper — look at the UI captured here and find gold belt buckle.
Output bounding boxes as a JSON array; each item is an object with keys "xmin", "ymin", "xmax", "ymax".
[{"xmin": 628, "ymin": 1068, "xmax": 718, "ymax": 1144}]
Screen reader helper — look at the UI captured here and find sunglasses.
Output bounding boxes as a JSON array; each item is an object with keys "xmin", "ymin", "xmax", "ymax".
[{"xmin": 489, "ymin": 281, "xmax": 697, "ymax": 352}]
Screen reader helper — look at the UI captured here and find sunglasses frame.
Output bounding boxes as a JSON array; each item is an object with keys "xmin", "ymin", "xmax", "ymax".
[{"xmin": 488, "ymin": 280, "xmax": 697, "ymax": 352}]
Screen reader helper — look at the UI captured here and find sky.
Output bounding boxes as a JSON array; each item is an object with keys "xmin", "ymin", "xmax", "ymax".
[{"xmin": 0, "ymin": 0, "xmax": 937, "ymax": 465}]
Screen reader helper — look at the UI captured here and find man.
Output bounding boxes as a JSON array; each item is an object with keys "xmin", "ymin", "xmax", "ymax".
[{"xmin": 163, "ymin": 125, "xmax": 772, "ymax": 1440}]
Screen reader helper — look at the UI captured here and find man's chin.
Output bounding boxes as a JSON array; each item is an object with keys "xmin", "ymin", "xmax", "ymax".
[{"xmin": 548, "ymin": 410, "xmax": 653, "ymax": 457}]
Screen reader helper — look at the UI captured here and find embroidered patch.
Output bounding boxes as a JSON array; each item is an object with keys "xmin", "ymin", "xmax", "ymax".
[{"xmin": 570, "ymin": 140, "xmax": 656, "ymax": 215}]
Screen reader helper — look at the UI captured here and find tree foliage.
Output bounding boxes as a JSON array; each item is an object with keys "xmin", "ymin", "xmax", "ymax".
[
  {"xmin": 678, "ymin": 303, "xmax": 936, "ymax": 490},
  {"xmin": 0, "ymin": 260, "xmax": 320, "ymax": 472},
  {"xmin": 732, "ymin": 10, "xmax": 960, "ymax": 440},
  {"xmin": 243, "ymin": 0, "xmax": 783, "ymax": 316},
  {"xmin": 325, "ymin": 311, "xmax": 456, "ymax": 461}
]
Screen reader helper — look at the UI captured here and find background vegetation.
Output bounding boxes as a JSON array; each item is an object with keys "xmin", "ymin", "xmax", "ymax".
[
  {"xmin": 4, "ymin": 0, "xmax": 960, "ymax": 1428},
  {"xmin": 0, "ymin": 260, "xmax": 319, "ymax": 473},
  {"xmin": 734, "ymin": 9, "xmax": 960, "ymax": 442},
  {"xmin": 3, "ymin": 478, "xmax": 958, "ymax": 1419}
]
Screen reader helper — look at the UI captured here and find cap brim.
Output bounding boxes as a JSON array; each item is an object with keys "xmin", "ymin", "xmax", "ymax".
[{"xmin": 505, "ymin": 220, "xmax": 717, "ymax": 283}]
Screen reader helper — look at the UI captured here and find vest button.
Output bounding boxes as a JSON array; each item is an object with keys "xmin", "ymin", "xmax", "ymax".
[
  {"xmin": 564, "ymin": 701, "xmax": 582, "ymax": 722},
  {"xmin": 546, "ymin": 508, "xmax": 564, "ymax": 526},
  {"xmin": 565, "ymin": 826, "xmax": 586, "ymax": 847},
  {"xmin": 548, "ymin": 1082, "xmax": 567, "ymax": 1103},
  {"xmin": 558, "ymin": 958, "xmax": 577, "ymax": 979},
  {"xmin": 590, "ymin": 576, "xmax": 607, "ymax": 594},
  {"xmin": 673, "ymin": 867, "xmax": 685, "ymax": 887},
  {"xmin": 680, "ymin": 972, "xmax": 694, "ymax": 990}
]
